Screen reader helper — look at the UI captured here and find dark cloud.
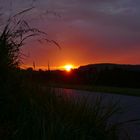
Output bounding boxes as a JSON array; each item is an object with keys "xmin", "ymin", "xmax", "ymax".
[{"xmin": 1, "ymin": 0, "xmax": 140, "ymax": 66}]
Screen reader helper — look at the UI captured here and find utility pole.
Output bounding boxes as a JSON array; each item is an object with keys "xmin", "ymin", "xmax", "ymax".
[
  {"xmin": 33, "ymin": 61, "xmax": 36, "ymax": 70},
  {"xmin": 48, "ymin": 61, "xmax": 50, "ymax": 71}
]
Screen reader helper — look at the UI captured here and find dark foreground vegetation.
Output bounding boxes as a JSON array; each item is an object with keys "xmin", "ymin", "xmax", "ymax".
[
  {"xmin": 0, "ymin": 67, "xmax": 138, "ymax": 137},
  {"xmin": 0, "ymin": 71, "xmax": 134, "ymax": 140},
  {"xmin": 0, "ymin": 12, "xmax": 139, "ymax": 140},
  {"xmin": 0, "ymin": 50, "xmax": 139, "ymax": 140}
]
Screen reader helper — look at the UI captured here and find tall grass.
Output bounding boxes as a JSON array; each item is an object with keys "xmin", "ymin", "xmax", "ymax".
[{"xmin": 0, "ymin": 79, "xmax": 131, "ymax": 140}]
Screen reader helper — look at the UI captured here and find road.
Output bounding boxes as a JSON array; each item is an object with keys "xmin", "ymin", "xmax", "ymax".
[{"xmin": 55, "ymin": 88, "xmax": 140, "ymax": 140}]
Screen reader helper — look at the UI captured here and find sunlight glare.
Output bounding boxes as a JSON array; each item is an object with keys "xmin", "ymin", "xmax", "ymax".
[{"xmin": 64, "ymin": 65, "xmax": 73, "ymax": 72}]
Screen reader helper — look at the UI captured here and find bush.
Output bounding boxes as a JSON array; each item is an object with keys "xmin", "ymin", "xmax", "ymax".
[{"xmin": 0, "ymin": 82, "xmax": 126, "ymax": 140}]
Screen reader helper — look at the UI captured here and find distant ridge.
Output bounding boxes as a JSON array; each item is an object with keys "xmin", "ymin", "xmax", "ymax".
[{"xmin": 78, "ymin": 63, "xmax": 140, "ymax": 72}]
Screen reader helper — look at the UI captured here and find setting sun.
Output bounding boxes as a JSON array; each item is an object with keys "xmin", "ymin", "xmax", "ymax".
[{"xmin": 64, "ymin": 65, "xmax": 73, "ymax": 72}]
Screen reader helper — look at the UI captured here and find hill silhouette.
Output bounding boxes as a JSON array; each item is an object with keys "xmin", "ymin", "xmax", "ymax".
[
  {"xmin": 77, "ymin": 63, "xmax": 140, "ymax": 88},
  {"xmin": 78, "ymin": 63, "xmax": 140, "ymax": 72}
]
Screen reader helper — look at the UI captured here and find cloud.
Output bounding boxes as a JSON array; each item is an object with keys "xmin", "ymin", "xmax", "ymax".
[
  {"xmin": 1, "ymin": 0, "xmax": 140, "ymax": 66},
  {"xmin": 49, "ymin": 0, "xmax": 140, "ymax": 46}
]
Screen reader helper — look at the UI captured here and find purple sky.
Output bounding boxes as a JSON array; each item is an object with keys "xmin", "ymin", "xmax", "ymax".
[{"xmin": 1, "ymin": 0, "xmax": 140, "ymax": 69}]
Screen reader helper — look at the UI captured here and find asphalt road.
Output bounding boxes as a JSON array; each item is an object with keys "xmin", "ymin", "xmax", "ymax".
[{"xmin": 56, "ymin": 88, "xmax": 140, "ymax": 140}]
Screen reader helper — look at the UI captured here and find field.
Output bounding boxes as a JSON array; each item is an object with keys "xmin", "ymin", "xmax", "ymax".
[{"xmin": 49, "ymin": 83, "xmax": 140, "ymax": 97}]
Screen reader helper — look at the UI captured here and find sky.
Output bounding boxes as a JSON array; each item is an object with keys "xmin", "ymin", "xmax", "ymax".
[{"xmin": 0, "ymin": 0, "xmax": 140, "ymax": 69}]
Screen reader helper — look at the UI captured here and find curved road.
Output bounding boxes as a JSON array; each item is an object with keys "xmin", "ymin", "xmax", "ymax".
[{"xmin": 56, "ymin": 88, "xmax": 140, "ymax": 140}]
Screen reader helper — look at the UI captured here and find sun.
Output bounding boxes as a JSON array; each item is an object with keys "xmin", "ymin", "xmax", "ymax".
[{"xmin": 64, "ymin": 64, "xmax": 73, "ymax": 72}]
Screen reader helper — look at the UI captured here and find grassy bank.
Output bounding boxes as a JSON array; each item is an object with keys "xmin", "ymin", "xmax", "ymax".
[
  {"xmin": 0, "ymin": 79, "xmax": 132, "ymax": 140},
  {"xmin": 48, "ymin": 83, "xmax": 140, "ymax": 97}
]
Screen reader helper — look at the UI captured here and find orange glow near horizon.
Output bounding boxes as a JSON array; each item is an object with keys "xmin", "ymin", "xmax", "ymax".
[
  {"xmin": 64, "ymin": 64, "xmax": 74, "ymax": 72},
  {"xmin": 20, "ymin": 63, "xmax": 78, "ymax": 71}
]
